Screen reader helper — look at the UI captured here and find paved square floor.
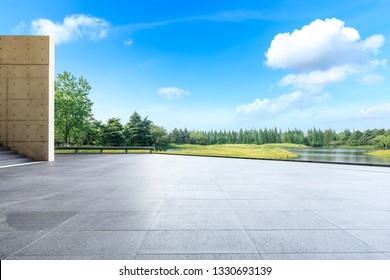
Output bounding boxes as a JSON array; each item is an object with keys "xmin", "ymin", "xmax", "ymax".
[{"xmin": 1, "ymin": 154, "xmax": 390, "ymax": 260}]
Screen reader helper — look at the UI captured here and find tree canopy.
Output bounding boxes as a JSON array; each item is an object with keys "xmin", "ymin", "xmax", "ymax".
[{"xmin": 55, "ymin": 71, "xmax": 93, "ymax": 146}]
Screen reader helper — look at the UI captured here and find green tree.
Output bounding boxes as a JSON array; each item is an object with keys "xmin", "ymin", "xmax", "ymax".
[
  {"xmin": 124, "ymin": 112, "xmax": 153, "ymax": 146},
  {"xmin": 169, "ymin": 128, "xmax": 179, "ymax": 144},
  {"xmin": 84, "ymin": 118, "xmax": 104, "ymax": 146},
  {"xmin": 189, "ymin": 131, "xmax": 207, "ymax": 145},
  {"xmin": 150, "ymin": 125, "xmax": 169, "ymax": 150},
  {"xmin": 55, "ymin": 71, "xmax": 93, "ymax": 146},
  {"xmin": 371, "ymin": 135, "xmax": 390, "ymax": 148},
  {"xmin": 102, "ymin": 118, "xmax": 125, "ymax": 146},
  {"xmin": 347, "ymin": 130, "xmax": 363, "ymax": 146},
  {"xmin": 124, "ymin": 112, "xmax": 143, "ymax": 145}
]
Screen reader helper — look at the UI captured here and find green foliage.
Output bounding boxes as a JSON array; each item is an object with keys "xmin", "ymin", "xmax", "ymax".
[
  {"xmin": 150, "ymin": 125, "xmax": 169, "ymax": 151},
  {"xmin": 102, "ymin": 118, "xmax": 125, "ymax": 146},
  {"xmin": 167, "ymin": 127, "xmax": 390, "ymax": 148},
  {"xmin": 84, "ymin": 118, "xmax": 104, "ymax": 146},
  {"xmin": 124, "ymin": 112, "xmax": 153, "ymax": 146},
  {"xmin": 55, "ymin": 71, "xmax": 93, "ymax": 146},
  {"xmin": 189, "ymin": 131, "xmax": 207, "ymax": 145},
  {"xmin": 370, "ymin": 135, "xmax": 390, "ymax": 148}
]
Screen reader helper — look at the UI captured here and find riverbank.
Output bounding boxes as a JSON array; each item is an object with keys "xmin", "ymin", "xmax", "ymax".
[
  {"xmin": 366, "ymin": 150, "xmax": 390, "ymax": 158},
  {"xmin": 161, "ymin": 143, "xmax": 304, "ymax": 159}
]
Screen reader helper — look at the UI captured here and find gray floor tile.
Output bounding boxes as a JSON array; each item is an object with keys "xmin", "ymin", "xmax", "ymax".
[
  {"xmin": 295, "ymin": 199, "xmax": 380, "ymax": 211},
  {"xmin": 159, "ymin": 199, "xmax": 234, "ymax": 212},
  {"xmin": 140, "ymin": 230, "xmax": 258, "ymax": 254},
  {"xmin": 0, "ymin": 191, "xmax": 51, "ymax": 203},
  {"xmin": 224, "ymin": 191, "xmax": 283, "ymax": 200},
  {"xmin": 171, "ymin": 184, "xmax": 221, "ymax": 191},
  {"xmin": 7, "ymin": 254, "xmax": 102, "ymax": 260},
  {"xmin": 150, "ymin": 211, "xmax": 243, "ymax": 230},
  {"xmin": 278, "ymin": 189, "xmax": 342, "ymax": 200},
  {"xmin": 83, "ymin": 199, "xmax": 164, "ymax": 212},
  {"xmin": 165, "ymin": 191, "xmax": 226, "ymax": 200},
  {"xmin": 248, "ymin": 230, "xmax": 377, "ymax": 253},
  {"xmin": 102, "ymin": 190, "xmax": 168, "ymax": 200},
  {"xmin": 261, "ymin": 253, "xmax": 389, "ymax": 260},
  {"xmin": 57, "ymin": 211, "xmax": 157, "ymax": 230},
  {"xmin": 136, "ymin": 253, "xmax": 263, "ymax": 260},
  {"xmin": 236, "ymin": 211, "xmax": 337, "ymax": 230},
  {"xmin": 315, "ymin": 211, "xmax": 390, "ymax": 229},
  {"xmin": 1, "ymin": 154, "xmax": 390, "ymax": 259},
  {"xmin": 0, "ymin": 211, "xmax": 78, "ymax": 231},
  {"xmin": 0, "ymin": 231, "xmax": 47, "ymax": 256},
  {"xmin": 96, "ymin": 254, "xmax": 138, "ymax": 260},
  {"xmin": 16, "ymin": 231, "xmax": 148, "ymax": 256},
  {"xmin": 357, "ymin": 198, "xmax": 390, "ymax": 211},
  {"xmin": 346, "ymin": 230, "xmax": 390, "ymax": 252},
  {"xmin": 44, "ymin": 191, "xmax": 109, "ymax": 201},
  {"xmin": 230, "ymin": 199, "xmax": 306, "ymax": 211},
  {"xmin": 6, "ymin": 199, "xmax": 86, "ymax": 212},
  {"xmin": 220, "ymin": 185, "xmax": 273, "ymax": 192}
]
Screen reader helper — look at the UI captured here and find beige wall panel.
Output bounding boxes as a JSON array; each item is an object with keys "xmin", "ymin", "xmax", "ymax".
[
  {"xmin": 0, "ymin": 121, "xmax": 6, "ymax": 142},
  {"xmin": 0, "ymin": 35, "xmax": 53, "ymax": 161},
  {"xmin": 0, "ymin": 101, "xmax": 6, "ymax": 119},
  {"xmin": 8, "ymin": 65, "xmax": 49, "ymax": 79},
  {"xmin": 7, "ymin": 78, "xmax": 48, "ymax": 100},
  {"xmin": 0, "ymin": 36, "xmax": 50, "ymax": 65},
  {"xmin": 0, "ymin": 65, "xmax": 7, "ymax": 78},
  {"xmin": 7, "ymin": 100, "xmax": 48, "ymax": 121},
  {"xmin": 7, "ymin": 121, "xmax": 47, "ymax": 142},
  {"xmin": 7, "ymin": 141, "xmax": 48, "ymax": 160},
  {"xmin": 0, "ymin": 78, "xmax": 6, "ymax": 99}
]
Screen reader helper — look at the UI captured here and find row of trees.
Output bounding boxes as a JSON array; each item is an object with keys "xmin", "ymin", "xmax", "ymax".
[
  {"xmin": 55, "ymin": 71, "xmax": 390, "ymax": 150},
  {"xmin": 56, "ymin": 112, "xmax": 169, "ymax": 151},
  {"xmin": 54, "ymin": 71, "xmax": 169, "ymax": 150},
  {"xmin": 168, "ymin": 127, "xmax": 390, "ymax": 148}
]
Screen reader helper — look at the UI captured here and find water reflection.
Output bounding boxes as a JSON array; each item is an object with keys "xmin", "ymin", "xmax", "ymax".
[{"xmin": 288, "ymin": 148, "xmax": 390, "ymax": 165}]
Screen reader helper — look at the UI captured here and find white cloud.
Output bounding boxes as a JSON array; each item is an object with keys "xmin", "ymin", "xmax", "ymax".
[
  {"xmin": 265, "ymin": 18, "xmax": 384, "ymax": 71},
  {"xmin": 236, "ymin": 91, "xmax": 330, "ymax": 120},
  {"xmin": 12, "ymin": 21, "xmax": 27, "ymax": 34},
  {"xmin": 115, "ymin": 9, "xmax": 273, "ymax": 33},
  {"xmin": 359, "ymin": 74, "xmax": 384, "ymax": 85},
  {"xmin": 279, "ymin": 65, "xmax": 356, "ymax": 92},
  {"xmin": 124, "ymin": 39, "xmax": 133, "ymax": 46},
  {"xmin": 158, "ymin": 87, "xmax": 190, "ymax": 99},
  {"xmin": 359, "ymin": 103, "xmax": 390, "ymax": 119},
  {"xmin": 31, "ymin": 14, "xmax": 109, "ymax": 44}
]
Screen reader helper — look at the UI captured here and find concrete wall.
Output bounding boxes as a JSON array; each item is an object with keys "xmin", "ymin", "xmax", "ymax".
[{"xmin": 0, "ymin": 36, "xmax": 54, "ymax": 161}]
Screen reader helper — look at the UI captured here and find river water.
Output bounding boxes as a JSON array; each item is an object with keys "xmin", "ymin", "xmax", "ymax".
[{"xmin": 288, "ymin": 148, "xmax": 390, "ymax": 165}]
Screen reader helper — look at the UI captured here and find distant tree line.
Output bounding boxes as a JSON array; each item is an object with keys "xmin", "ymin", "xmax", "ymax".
[
  {"xmin": 56, "ymin": 111, "xmax": 170, "ymax": 151},
  {"xmin": 168, "ymin": 127, "xmax": 390, "ymax": 148},
  {"xmin": 55, "ymin": 71, "xmax": 390, "ymax": 150}
]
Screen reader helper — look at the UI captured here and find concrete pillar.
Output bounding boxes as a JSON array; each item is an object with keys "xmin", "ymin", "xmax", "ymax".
[{"xmin": 0, "ymin": 36, "xmax": 54, "ymax": 161}]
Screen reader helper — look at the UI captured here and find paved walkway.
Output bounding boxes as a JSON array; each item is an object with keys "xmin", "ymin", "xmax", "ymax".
[{"xmin": 1, "ymin": 154, "xmax": 390, "ymax": 260}]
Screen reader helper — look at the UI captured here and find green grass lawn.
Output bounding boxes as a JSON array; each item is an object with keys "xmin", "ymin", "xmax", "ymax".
[
  {"xmin": 337, "ymin": 145, "xmax": 376, "ymax": 149},
  {"xmin": 159, "ymin": 143, "xmax": 306, "ymax": 159},
  {"xmin": 365, "ymin": 150, "xmax": 390, "ymax": 158}
]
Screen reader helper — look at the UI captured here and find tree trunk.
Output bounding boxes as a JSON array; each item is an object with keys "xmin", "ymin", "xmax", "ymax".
[{"xmin": 65, "ymin": 124, "xmax": 70, "ymax": 147}]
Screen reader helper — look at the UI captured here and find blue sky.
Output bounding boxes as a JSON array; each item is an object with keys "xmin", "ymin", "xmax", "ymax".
[{"xmin": 1, "ymin": 0, "xmax": 389, "ymax": 131}]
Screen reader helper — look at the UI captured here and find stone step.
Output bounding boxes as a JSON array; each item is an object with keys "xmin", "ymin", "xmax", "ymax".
[
  {"xmin": 0, "ymin": 150, "xmax": 18, "ymax": 156},
  {"xmin": 0, "ymin": 157, "xmax": 32, "ymax": 167},
  {"xmin": 0, "ymin": 144, "xmax": 33, "ymax": 167},
  {"xmin": 0, "ymin": 153, "xmax": 27, "ymax": 160}
]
